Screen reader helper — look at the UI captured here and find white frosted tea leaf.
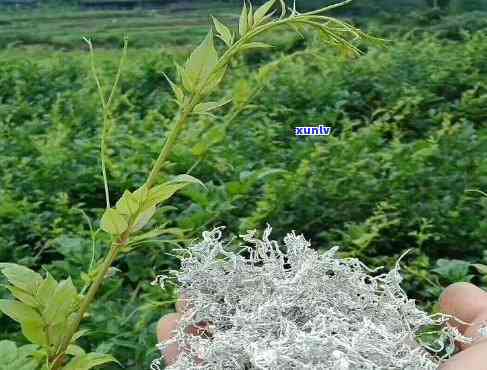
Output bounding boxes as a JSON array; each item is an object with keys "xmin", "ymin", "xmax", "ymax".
[{"xmin": 152, "ymin": 225, "xmax": 470, "ymax": 370}]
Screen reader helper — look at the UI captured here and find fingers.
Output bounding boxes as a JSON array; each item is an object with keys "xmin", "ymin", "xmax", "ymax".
[
  {"xmin": 157, "ymin": 312, "xmax": 182, "ymax": 366},
  {"xmin": 175, "ymin": 292, "xmax": 213, "ymax": 337},
  {"xmin": 156, "ymin": 293, "xmax": 212, "ymax": 367},
  {"xmin": 439, "ymin": 283, "xmax": 487, "ymax": 325},
  {"xmin": 439, "ymin": 340, "xmax": 487, "ymax": 370},
  {"xmin": 159, "ymin": 284, "xmax": 487, "ymax": 369},
  {"xmin": 439, "ymin": 282, "xmax": 487, "ymax": 350},
  {"xmin": 157, "ymin": 312, "xmax": 181, "ymax": 342}
]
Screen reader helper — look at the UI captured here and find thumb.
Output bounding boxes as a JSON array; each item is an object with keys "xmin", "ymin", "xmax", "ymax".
[{"xmin": 156, "ymin": 312, "xmax": 182, "ymax": 366}]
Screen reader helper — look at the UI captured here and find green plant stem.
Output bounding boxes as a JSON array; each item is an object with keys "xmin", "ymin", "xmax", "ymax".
[
  {"xmin": 52, "ymin": 95, "xmax": 197, "ymax": 368},
  {"xmin": 145, "ymin": 98, "xmax": 197, "ymax": 189},
  {"xmin": 84, "ymin": 36, "xmax": 128, "ymax": 209},
  {"xmin": 51, "ymin": 40, "xmax": 135, "ymax": 366},
  {"xmin": 143, "ymin": 19, "xmax": 271, "ymax": 190},
  {"xmin": 100, "ymin": 119, "xmax": 111, "ymax": 209},
  {"xmin": 52, "ymin": 240, "xmax": 123, "ymax": 369},
  {"xmin": 85, "ymin": 38, "xmax": 110, "ymax": 208},
  {"xmin": 76, "ymin": 243, "xmax": 121, "ymax": 325}
]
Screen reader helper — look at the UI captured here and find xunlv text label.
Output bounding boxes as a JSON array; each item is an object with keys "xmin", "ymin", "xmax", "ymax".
[{"xmin": 295, "ymin": 125, "xmax": 332, "ymax": 136}]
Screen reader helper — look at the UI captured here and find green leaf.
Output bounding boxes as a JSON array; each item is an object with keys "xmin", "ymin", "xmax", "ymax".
[
  {"xmin": 165, "ymin": 174, "xmax": 207, "ymax": 190},
  {"xmin": 352, "ymin": 233, "xmax": 375, "ymax": 248},
  {"xmin": 239, "ymin": 42, "xmax": 274, "ymax": 51},
  {"xmin": 132, "ymin": 185, "xmax": 149, "ymax": 206},
  {"xmin": 201, "ymin": 65, "xmax": 227, "ymax": 95},
  {"xmin": 255, "ymin": 168, "xmax": 287, "ymax": 180},
  {"xmin": 176, "ymin": 63, "xmax": 194, "ymax": 93},
  {"xmin": 0, "ymin": 340, "xmax": 18, "ymax": 363},
  {"xmin": 232, "ymin": 79, "xmax": 253, "ymax": 106},
  {"xmin": 0, "ymin": 341, "xmax": 41, "ymax": 369},
  {"xmin": 207, "ymin": 125, "xmax": 226, "ymax": 143},
  {"xmin": 100, "ymin": 208, "xmax": 128, "ymax": 235},
  {"xmin": 184, "ymin": 29, "xmax": 218, "ymax": 92},
  {"xmin": 63, "ymin": 352, "xmax": 119, "ymax": 370},
  {"xmin": 193, "ymin": 97, "xmax": 232, "ymax": 114},
  {"xmin": 432, "ymin": 259, "xmax": 472, "ymax": 283},
  {"xmin": 0, "ymin": 264, "xmax": 42, "ymax": 294},
  {"xmin": 0, "ymin": 300, "xmax": 47, "ymax": 346},
  {"xmin": 21, "ymin": 321, "xmax": 47, "ymax": 346},
  {"xmin": 5, "ymin": 286, "xmax": 38, "ymax": 307},
  {"xmin": 15, "ymin": 361, "xmax": 40, "ymax": 370},
  {"xmin": 239, "ymin": 1, "xmax": 248, "ymax": 37},
  {"xmin": 279, "ymin": 0, "xmax": 286, "ymax": 19},
  {"xmin": 257, "ymin": 10, "xmax": 277, "ymax": 28},
  {"xmin": 192, "ymin": 126, "xmax": 226, "ymax": 157},
  {"xmin": 36, "ymin": 272, "xmax": 57, "ymax": 308},
  {"xmin": 72, "ymin": 329, "xmax": 90, "ymax": 342},
  {"xmin": 0, "ymin": 299, "xmax": 43, "ymax": 325},
  {"xmin": 47, "ymin": 321, "xmax": 65, "ymax": 349},
  {"xmin": 130, "ymin": 227, "xmax": 185, "ymax": 244},
  {"xmin": 256, "ymin": 63, "xmax": 276, "ymax": 84},
  {"xmin": 131, "ymin": 206, "xmax": 156, "ymax": 232},
  {"xmin": 145, "ymin": 183, "xmax": 188, "ymax": 207},
  {"xmin": 472, "ymin": 263, "xmax": 487, "ymax": 275},
  {"xmin": 162, "ymin": 72, "xmax": 184, "ymax": 104},
  {"xmin": 254, "ymin": 0, "xmax": 276, "ymax": 25},
  {"xmin": 192, "ymin": 141, "xmax": 210, "ymax": 156},
  {"xmin": 247, "ymin": 1, "xmax": 254, "ymax": 29},
  {"xmin": 66, "ymin": 344, "xmax": 86, "ymax": 357},
  {"xmin": 212, "ymin": 16, "xmax": 233, "ymax": 46},
  {"xmin": 115, "ymin": 190, "xmax": 139, "ymax": 216},
  {"xmin": 16, "ymin": 343, "xmax": 38, "ymax": 359},
  {"xmin": 42, "ymin": 278, "xmax": 79, "ymax": 325},
  {"xmin": 287, "ymin": 22, "xmax": 305, "ymax": 39}
]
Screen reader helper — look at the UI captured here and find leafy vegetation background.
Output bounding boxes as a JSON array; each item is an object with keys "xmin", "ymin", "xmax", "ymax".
[{"xmin": 1, "ymin": 0, "xmax": 487, "ymax": 368}]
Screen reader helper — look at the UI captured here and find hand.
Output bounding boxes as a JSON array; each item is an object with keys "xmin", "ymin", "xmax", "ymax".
[
  {"xmin": 156, "ymin": 312, "xmax": 182, "ymax": 366},
  {"xmin": 438, "ymin": 282, "xmax": 487, "ymax": 370},
  {"xmin": 156, "ymin": 283, "xmax": 487, "ymax": 368},
  {"xmin": 156, "ymin": 294, "xmax": 210, "ymax": 367}
]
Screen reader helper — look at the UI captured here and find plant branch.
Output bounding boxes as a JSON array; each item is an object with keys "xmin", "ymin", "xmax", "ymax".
[
  {"xmin": 53, "ymin": 238, "xmax": 124, "ymax": 369},
  {"xmin": 84, "ymin": 36, "xmax": 129, "ymax": 209},
  {"xmin": 145, "ymin": 97, "xmax": 197, "ymax": 189},
  {"xmin": 52, "ymin": 3, "xmax": 370, "ymax": 367}
]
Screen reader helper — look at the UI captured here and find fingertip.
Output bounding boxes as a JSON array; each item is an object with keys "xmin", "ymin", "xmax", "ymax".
[
  {"xmin": 439, "ymin": 282, "xmax": 487, "ymax": 322},
  {"xmin": 156, "ymin": 312, "xmax": 184, "ymax": 367},
  {"xmin": 438, "ymin": 340, "xmax": 487, "ymax": 370},
  {"xmin": 439, "ymin": 282, "xmax": 476, "ymax": 307},
  {"xmin": 157, "ymin": 312, "xmax": 181, "ymax": 342}
]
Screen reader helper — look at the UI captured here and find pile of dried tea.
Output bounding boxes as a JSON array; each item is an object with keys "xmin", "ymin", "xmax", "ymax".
[{"xmin": 152, "ymin": 226, "xmax": 476, "ymax": 370}]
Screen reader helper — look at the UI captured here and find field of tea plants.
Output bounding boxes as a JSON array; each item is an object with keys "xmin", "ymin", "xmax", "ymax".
[
  {"xmin": 0, "ymin": 1, "xmax": 239, "ymax": 49},
  {"xmin": 2, "ymin": 1, "xmax": 487, "ymax": 368}
]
